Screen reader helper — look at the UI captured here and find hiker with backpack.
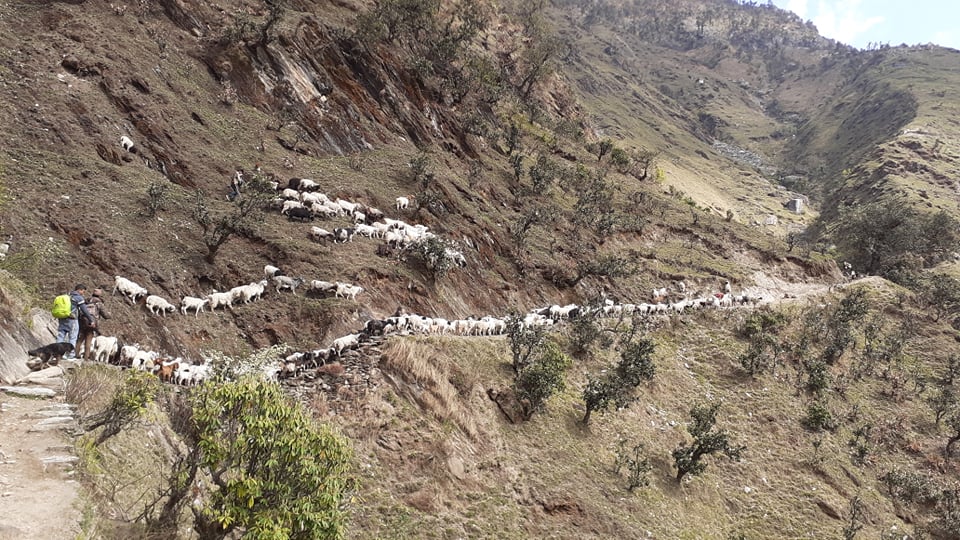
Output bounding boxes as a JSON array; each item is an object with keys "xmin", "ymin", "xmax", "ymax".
[
  {"xmin": 53, "ymin": 284, "xmax": 93, "ymax": 360},
  {"xmin": 77, "ymin": 288, "xmax": 111, "ymax": 361}
]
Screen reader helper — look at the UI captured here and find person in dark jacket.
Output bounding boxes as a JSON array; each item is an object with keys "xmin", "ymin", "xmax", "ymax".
[
  {"xmin": 56, "ymin": 284, "xmax": 93, "ymax": 359},
  {"xmin": 77, "ymin": 288, "xmax": 112, "ymax": 361}
]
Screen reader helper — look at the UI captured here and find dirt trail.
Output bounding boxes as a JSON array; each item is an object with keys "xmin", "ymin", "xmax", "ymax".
[{"xmin": 0, "ymin": 392, "xmax": 82, "ymax": 540}]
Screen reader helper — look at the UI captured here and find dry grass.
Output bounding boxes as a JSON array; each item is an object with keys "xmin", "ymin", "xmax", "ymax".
[{"xmin": 379, "ymin": 337, "xmax": 485, "ymax": 441}]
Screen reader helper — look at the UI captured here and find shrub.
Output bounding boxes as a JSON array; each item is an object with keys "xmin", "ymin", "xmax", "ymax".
[
  {"xmin": 80, "ymin": 369, "xmax": 160, "ymax": 444},
  {"xmin": 613, "ymin": 436, "xmax": 652, "ymax": 491},
  {"xmin": 672, "ymin": 403, "xmax": 744, "ymax": 482},
  {"xmin": 505, "ymin": 314, "xmax": 546, "ymax": 373},
  {"xmin": 189, "ymin": 376, "xmax": 355, "ymax": 539},
  {"xmin": 514, "ymin": 341, "xmax": 571, "ymax": 420},
  {"xmin": 581, "ymin": 338, "xmax": 656, "ymax": 425},
  {"xmin": 801, "ymin": 399, "xmax": 838, "ymax": 432},
  {"xmin": 144, "ymin": 180, "xmax": 169, "ymax": 217}
]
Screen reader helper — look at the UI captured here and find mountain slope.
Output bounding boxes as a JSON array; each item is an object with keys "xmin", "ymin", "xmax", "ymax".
[{"xmin": 2, "ymin": 0, "xmax": 960, "ymax": 538}]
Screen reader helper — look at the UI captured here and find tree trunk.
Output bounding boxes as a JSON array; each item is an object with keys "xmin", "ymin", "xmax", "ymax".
[{"xmin": 946, "ymin": 432, "xmax": 960, "ymax": 457}]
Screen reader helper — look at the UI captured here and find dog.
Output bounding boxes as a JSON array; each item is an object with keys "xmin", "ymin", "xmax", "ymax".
[{"xmin": 26, "ymin": 342, "xmax": 74, "ymax": 369}]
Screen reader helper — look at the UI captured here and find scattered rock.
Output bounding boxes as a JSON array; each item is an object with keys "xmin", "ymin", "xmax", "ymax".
[{"xmin": 0, "ymin": 386, "xmax": 56, "ymax": 398}]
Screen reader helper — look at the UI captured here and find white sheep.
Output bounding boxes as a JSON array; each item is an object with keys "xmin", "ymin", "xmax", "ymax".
[
  {"xmin": 300, "ymin": 191, "xmax": 329, "ymax": 205},
  {"xmin": 264, "ymin": 264, "xmax": 283, "ymax": 279},
  {"xmin": 396, "ymin": 196, "xmax": 411, "ymax": 210},
  {"xmin": 310, "ymin": 280, "xmax": 337, "ymax": 294},
  {"xmin": 354, "ymin": 223, "xmax": 379, "ymax": 238},
  {"xmin": 332, "ymin": 333, "xmax": 364, "ymax": 356},
  {"xmin": 145, "ymin": 294, "xmax": 176, "ymax": 316},
  {"xmin": 234, "ymin": 280, "xmax": 268, "ymax": 303},
  {"xmin": 309, "ymin": 226, "xmax": 334, "ymax": 242},
  {"xmin": 113, "ymin": 275, "xmax": 148, "ymax": 304},
  {"xmin": 336, "ymin": 198, "xmax": 358, "ymax": 214},
  {"xmin": 281, "ymin": 200, "xmax": 305, "ymax": 215},
  {"xmin": 207, "ymin": 291, "xmax": 235, "ymax": 311},
  {"xmin": 119, "ymin": 135, "xmax": 136, "ymax": 153},
  {"xmin": 334, "ymin": 282, "xmax": 363, "ymax": 300},
  {"xmin": 180, "ymin": 296, "xmax": 210, "ymax": 317},
  {"xmin": 90, "ymin": 335, "xmax": 119, "ymax": 364},
  {"xmin": 297, "ymin": 178, "xmax": 319, "ymax": 191}
]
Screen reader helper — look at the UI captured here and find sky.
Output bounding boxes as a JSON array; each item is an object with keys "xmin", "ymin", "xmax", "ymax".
[{"xmin": 766, "ymin": 0, "xmax": 960, "ymax": 51}]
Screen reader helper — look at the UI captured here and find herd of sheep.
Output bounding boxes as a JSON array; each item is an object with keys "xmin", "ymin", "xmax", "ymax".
[{"xmin": 27, "ymin": 137, "xmax": 760, "ymax": 386}]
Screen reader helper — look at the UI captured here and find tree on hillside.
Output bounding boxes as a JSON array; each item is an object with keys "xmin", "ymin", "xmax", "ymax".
[
  {"xmin": 514, "ymin": 341, "xmax": 571, "ymax": 420},
  {"xmin": 506, "ymin": 314, "xmax": 546, "ymax": 373},
  {"xmin": 581, "ymin": 338, "xmax": 656, "ymax": 425},
  {"xmin": 188, "ymin": 376, "xmax": 355, "ymax": 539},
  {"xmin": 672, "ymin": 403, "xmax": 744, "ymax": 482},
  {"xmin": 832, "ymin": 200, "xmax": 960, "ymax": 280},
  {"xmin": 192, "ymin": 172, "xmax": 274, "ymax": 264}
]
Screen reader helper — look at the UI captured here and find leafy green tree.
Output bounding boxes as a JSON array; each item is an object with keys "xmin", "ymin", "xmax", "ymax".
[
  {"xmin": 514, "ymin": 341, "xmax": 571, "ymax": 419},
  {"xmin": 189, "ymin": 376, "xmax": 355, "ymax": 539},
  {"xmin": 738, "ymin": 309, "xmax": 787, "ymax": 377},
  {"xmin": 672, "ymin": 403, "xmax": 744, "ymax": 482},
  {"xmin": 832, "ymin": 199, "xmax": 960, "ymax": 279},
  {"xmin": 918, "ymin": 273, "xmax": 960, "ymax": 322},
  {"xmin": 822, "ymin": 288, "xmax": 870, "ymax": 364},
  {"xmin": 506, "ymin": 314, "xmax": 546, "ymax": 373},
  {"xmin": 581, "ymin": 338, "xmax": 656, "ymax": 425}
]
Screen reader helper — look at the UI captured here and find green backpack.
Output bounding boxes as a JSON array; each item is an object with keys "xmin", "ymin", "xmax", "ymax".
[{"xmin": 51, "ymin": 294, "xmax": 72, "ymax": 319}]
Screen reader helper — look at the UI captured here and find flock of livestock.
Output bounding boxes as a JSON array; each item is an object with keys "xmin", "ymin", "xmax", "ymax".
[
  {"xmin": 71, "ymin": 267, "xmax": 762, "ymax": 387},
  {"xmin": 29, "ymin": 138, "xmax": 762, "ymax": 386}
]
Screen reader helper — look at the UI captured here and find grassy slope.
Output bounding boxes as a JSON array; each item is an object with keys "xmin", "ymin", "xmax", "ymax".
[{"xmin": 2, "ymin": 0, "xmax": 960, "ymax": 538}]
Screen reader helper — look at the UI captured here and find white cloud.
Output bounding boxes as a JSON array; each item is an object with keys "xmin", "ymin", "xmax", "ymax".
[
  {"xmin": 785, "ymin": 0, "xmax": 808, "ymax": 20},
  {"xmin": 930, "ymin": 30, "xmax": 960, "ymax": 50},
  {"xmin": 812, "ymin": 0, "xmax": 884, "ymax": 46}
]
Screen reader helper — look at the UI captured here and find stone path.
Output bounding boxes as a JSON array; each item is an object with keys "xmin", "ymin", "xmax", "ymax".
[{"xmin": 0, "ymin": 388, "xmax": 82, "ymax": 540}]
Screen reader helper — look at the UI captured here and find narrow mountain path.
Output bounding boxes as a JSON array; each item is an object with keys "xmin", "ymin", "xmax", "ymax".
[{"xmin": 0, "ymin": 389, "xmax": 82, "ymax": 540}]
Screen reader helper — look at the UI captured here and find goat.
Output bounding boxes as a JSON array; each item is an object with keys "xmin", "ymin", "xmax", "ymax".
[
  {"xmin": 157, "ymin": 358, "xmax": 180, "ymax": 383},
  {"xmin": 119, "ymin": 135, "xmax": 136, "ymax": 153},
  {"xmin": 180, "ymin": 296, "xmax": 210, "ymax": 317},
  {"xmin": 273, "ymin": 275, "xmax": 305, "ymax": 295},
  {"xmin": 113, "ymin": 275, "xmax": 148, "ymax": 304},
  {"xmin": 145, "ymin": 294, "xmax": 177, "ymax": 316},
  {"xmin": 333, "ymin": 227, "xmax": 355, "ymax": 243},
  {"xmin": 286, "ymin": 206, "xmax": 314, "ymax": 222}
]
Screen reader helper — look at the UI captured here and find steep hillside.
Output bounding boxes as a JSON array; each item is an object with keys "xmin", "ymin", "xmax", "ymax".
[{"xmin": 2, "ymin": 0, "xmax": 960, "ymax": 538}]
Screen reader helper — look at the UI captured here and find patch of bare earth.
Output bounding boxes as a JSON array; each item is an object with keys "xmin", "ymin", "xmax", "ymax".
[{"xmin": 0, "ymin": 394, "xmax": 81, "ymax": 540}]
